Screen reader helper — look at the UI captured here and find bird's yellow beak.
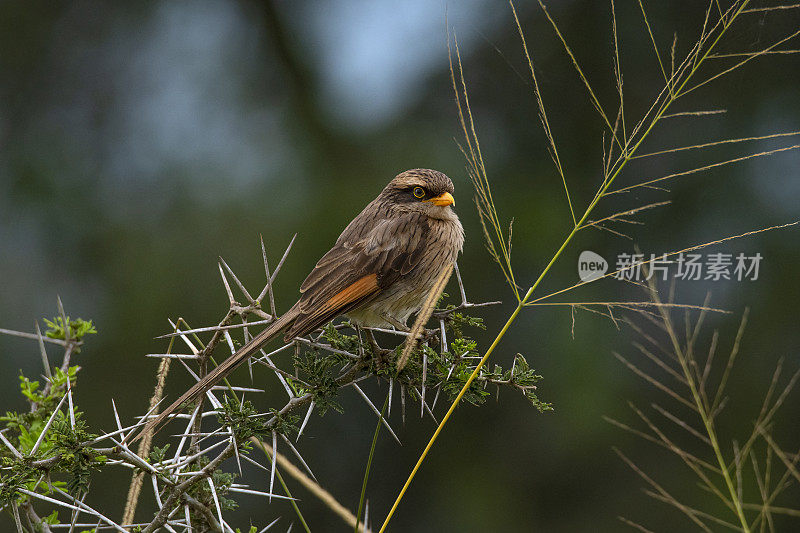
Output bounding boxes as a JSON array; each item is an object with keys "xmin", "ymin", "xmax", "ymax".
[{"xmin": 426, "ymin": 191, "xmax": 455, "ymax": 207}]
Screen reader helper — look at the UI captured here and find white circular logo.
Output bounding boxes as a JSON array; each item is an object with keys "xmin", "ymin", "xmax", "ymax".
[{"xmin": 578, "ymin": 250, "xmax": 608, "ymax": 281}]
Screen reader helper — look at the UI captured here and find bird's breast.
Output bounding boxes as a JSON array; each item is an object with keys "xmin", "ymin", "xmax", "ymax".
[{"xmin": 349, "ymin": 216, "xmax": 463, "ymax": 328}]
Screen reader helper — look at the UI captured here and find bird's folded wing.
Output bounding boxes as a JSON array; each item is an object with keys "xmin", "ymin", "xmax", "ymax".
[{"xmin": 285, "ymin": 213, "xmax": 429, "ymax": 338}]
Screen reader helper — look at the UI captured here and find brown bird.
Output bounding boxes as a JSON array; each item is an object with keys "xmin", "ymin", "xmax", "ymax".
[{"xmin": 137, "ymin": 168, "xmax": 464, "ymax": 439}]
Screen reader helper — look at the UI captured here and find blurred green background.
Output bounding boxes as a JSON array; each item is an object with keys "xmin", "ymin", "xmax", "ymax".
[{"xmin": 1, "ymin": 1, "xmax": 799, "ymax": 531}]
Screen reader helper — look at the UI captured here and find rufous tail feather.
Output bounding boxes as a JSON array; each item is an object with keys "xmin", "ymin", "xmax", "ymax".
[{"xmin": 131, "ymin": 311, "xmax": 295, "ymax": 443}]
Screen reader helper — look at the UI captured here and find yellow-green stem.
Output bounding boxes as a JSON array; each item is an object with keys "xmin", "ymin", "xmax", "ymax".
[
  {"xmin": 379, "ymin": 217, "xmax": 587, "ymax": 533},
  {"xmin": 377, "ymin": 301, "xmax": 524, "ymax": 533}
]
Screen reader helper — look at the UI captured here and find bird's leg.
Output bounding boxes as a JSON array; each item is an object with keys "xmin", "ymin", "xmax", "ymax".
[
  {"xmin": 383, "ymin": 313, "xmax": 440, "ymax": 345},
  {"xmin": 422, "ymin": 327, "xmax": 439, "ymax": 342},
  {"xmin": 362, "ymin": 328, "xmax": 384, "ymax": 359},
  {"xmin": 362, "ymin": 328, "xmax": 400, "ymax": 373},
  {"xmin": 381, "ymin": 314, "xmax": 443, "ymax": 356},
  {"xmin": 381, "ymin": 314, "xmax": 410, "ymax": 333}
]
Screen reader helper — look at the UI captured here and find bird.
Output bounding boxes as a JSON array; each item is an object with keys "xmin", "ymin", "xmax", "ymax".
[{"xmin": 135, "ymin": 168, "xmax": 464, "ymax": 440}]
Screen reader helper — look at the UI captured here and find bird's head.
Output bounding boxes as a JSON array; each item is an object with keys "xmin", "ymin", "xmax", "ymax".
[{"xmin": 381, "ymin": 168, "xmax": 457, "ymax": 220}]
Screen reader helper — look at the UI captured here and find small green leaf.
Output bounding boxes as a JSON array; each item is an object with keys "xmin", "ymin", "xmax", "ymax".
[
  {"xmin": 43, "ymin": 510, "xmax": 60, "ymax": 525},
  {"xmin": 44, "ymin": 316, "xmax": 97, "ymax": 341}
]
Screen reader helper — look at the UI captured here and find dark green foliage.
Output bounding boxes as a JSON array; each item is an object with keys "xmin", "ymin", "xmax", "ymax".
[
  {"xmin": 216, "ymin": 396, "xmax": 272, "ymax": 441},
  {"xmin": 321, "ymin": 322, "xmax": 362, "ymax": 356},
  {"xmin": 49, "ymin": 416, "xmax": 104, "ymax": 494},
  {"xmin": 441, "ymin": 306, "xmax": 486, "ymax": 338},
  {"xmin": 293, "ymin": 349, "xmax": 345, "ymax": 416},
  {"xmin": 187, "ymin": 457, "xmax": 238, "ymax": 512},
  {"xmin": 1, "ymin": 297, "xmax": 550, "ymax": 529},
  {"xmin": 395, "ymin": 315, "xmax": 552, "ymax": 411},
  {"xmin": 149, "ymin": 444, "xmax": 171, "ymax": 465},
  {"xmin": 2, "ymin": 367, "xmax": 80, "ymax": 432},
  {"xmin": 267, "ymin": 408, "xmax": 300, "ymax": 437},
  {"xmin": 2, "ymin": 369, "xmax": 78, "ymax": 458},
  {"xmin": 0, "ymin": 460, "xmax": 37, "ymax": 504},
  {"xmin": 0, "ymin": 362, "xmax": 106, "ymax": 504},
  {"xmin": 209, "ymin": 469, "xmax": 238, "ymax": 511},
  {"xmin": 437, "ymin": 339, "xmax": 493, "ymax": 406},
  {"xmin": 486, "ymin": 355, "xmax": 553, "ymax": 413}
]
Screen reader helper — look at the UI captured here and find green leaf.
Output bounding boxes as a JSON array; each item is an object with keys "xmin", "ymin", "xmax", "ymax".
[
  {"xmin": 149, "ymin": 444, "xmax": 171, "ymax": 464},
  {"xmin": 44, "ymin": 316, "xmax": 97, "ymax": 341},
  {"xmin": 216, "ymin": 397, "xmax": 275, "ymax": 441},
  {"xmin": 43, "ymin": 510, "xmax": 60, "ymax": 525}
]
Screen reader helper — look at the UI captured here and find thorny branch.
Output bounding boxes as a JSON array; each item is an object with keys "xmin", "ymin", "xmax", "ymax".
[{"xmin": 0, "ymin": 235, "xmax": 546, "ymax": 532}]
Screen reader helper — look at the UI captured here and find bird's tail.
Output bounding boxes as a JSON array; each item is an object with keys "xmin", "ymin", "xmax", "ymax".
[{"xmin": 132, "ymin": 310, "xmax": 296, "ymax": 443}]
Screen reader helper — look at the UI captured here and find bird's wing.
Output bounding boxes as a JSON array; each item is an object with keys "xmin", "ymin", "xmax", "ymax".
[{"xmin": 285, "ymin": 212, "xmax": 429, "ymax": 339}]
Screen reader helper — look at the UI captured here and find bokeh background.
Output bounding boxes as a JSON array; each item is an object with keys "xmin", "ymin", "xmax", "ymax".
[{"xmin": 1, "ymin": 1, "xmax": 799, "ymax": 531}]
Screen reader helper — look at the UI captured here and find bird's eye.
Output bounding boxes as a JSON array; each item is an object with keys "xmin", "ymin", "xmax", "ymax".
[{"xmin": 413, "ymin": 187, "xmax": 425, "ymax": 198}]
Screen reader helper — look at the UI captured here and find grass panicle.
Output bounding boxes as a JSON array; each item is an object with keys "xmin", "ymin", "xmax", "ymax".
[
  {"xmin": 611, "ymin": 279, "xmax": 800, "ymax": 531},
  {"xmin": 380, "ymin": 0, "xmax": 800, "ymax": 530}
]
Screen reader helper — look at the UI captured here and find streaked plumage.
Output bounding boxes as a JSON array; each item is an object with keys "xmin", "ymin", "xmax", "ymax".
[{"xmin": 135, "ymin": 168, "xmax": 463, "ymax": 440}]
